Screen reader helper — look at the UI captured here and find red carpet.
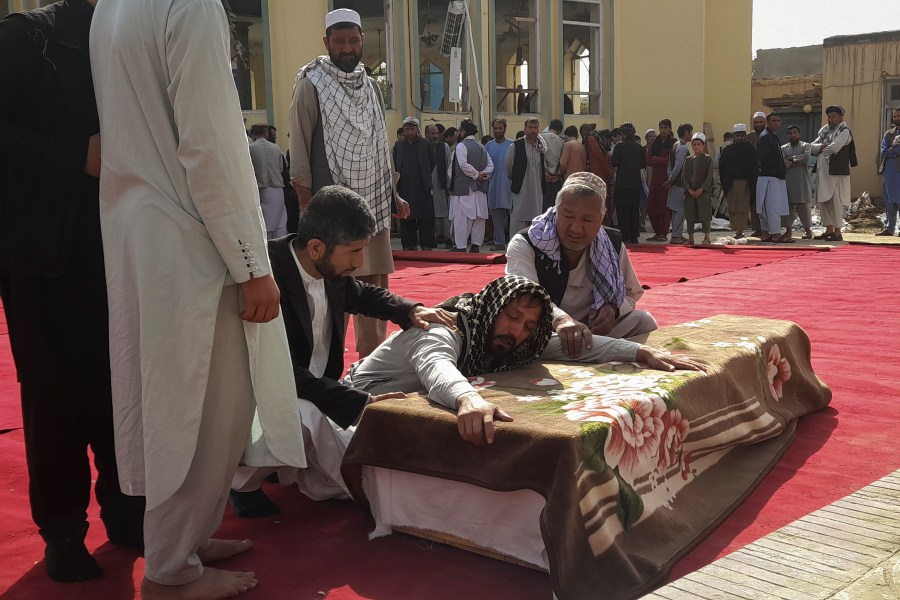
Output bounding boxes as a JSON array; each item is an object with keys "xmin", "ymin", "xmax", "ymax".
[{"xmin": 1, "ymin": 244, "xmax": 899, "ymax": 599}]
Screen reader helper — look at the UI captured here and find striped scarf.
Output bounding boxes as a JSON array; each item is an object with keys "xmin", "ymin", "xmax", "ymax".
[
  {"xmin": 527, "ymin": 207, "xmax": 625, "ymax": 310},
  {"xmin": 298, "ymin": 56, "xmax": 393, "ymax": 233}
]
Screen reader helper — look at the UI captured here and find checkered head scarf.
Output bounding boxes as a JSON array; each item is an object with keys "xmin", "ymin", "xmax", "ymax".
[
  {"xmin": 298, "ymin": 56, "xmax": 393, "ymax": 233},
  {"xmin": 437, "ymin": 275, "xmax": 554, "ymax": 377},
  {"xmin": 528, "ymin": 172, "xmax": 626, "ymax": 310}
]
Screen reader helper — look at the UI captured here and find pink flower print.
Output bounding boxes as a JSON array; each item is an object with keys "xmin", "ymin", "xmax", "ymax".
[
  {"xmin": 561, "ymin": 396, "xmax": 622, "ymax": 421},
  {"xmin": 766, "ymin": 344, "xmax": 792, "ymax": 400},
  {"xmin": 657, "ymin": 409, "xmax": 690, "ymax": 470},
  {"xmin": 602, "ymin": 397, "xmax": 667, "ymax": 475}
]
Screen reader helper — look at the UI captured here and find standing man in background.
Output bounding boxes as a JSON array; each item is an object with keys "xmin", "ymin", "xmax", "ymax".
[
  {"xmin": 560, "ymin": 125, "xmax": 586, "ymax": 180},
  {"xmin": 506, "ymin": 118, "xmax": 546, "ymax": 232},
  {"xmin": 781, "ymin": 125, "xmax": 814, "ymax": 240},
  {"xmin": 542, "ymin": 119, "xmax": 566, "ymax": 211},
  {"xmin": 249, "ymin": 123, "xmax": 288, "ymax": 239},
  {"xmin": 449, "ymin": 120, "xmax": 493, "ymax": 253},
  {"xmin": 393, "ymin": 117, "xmax": 435, "ymax": 250},
  {"xmin": 485, "ymin": 118, "xmax": 514, "ymax": 251},
  {"xmin": 755, "ymin": 112, "xmax": 789, "ymax": 243},
  {"xmin": 878, "ymin": 107, "xmax": 900, "ymax": 236},
  {"xmin": 425, "ymin": 124, "xmax": 453, "ymax": 247},
  {"xmin": 811, "ymin": 105, "xmax": 855, "ymax": 242},
  {"xmin": 290, "ymin": 8, "xmax": 409, "ymax": 357},
  {"xmin": 611, "ymin": 122, "xmax": 646, "ymax": 244},
  {"xmin": 719, "ymin": 124, "xmax": 758, "ymax": 240}
]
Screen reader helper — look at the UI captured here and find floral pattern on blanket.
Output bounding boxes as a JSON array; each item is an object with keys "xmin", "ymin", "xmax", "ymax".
[
  {"xmin": 520, "ymin": 364, "xmax": 698, "ymax": 529},
  {"xmin": 342, "ymin": 315, "xmax": 831, "ymax": 600}
]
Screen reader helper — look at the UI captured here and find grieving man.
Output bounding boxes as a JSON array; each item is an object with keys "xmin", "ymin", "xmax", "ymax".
[
  {"xmin": 505, "ymin": 172, "xmax": 657, "ymax": 348},
  {"xmin": 345, "ymin": 275, "xmax": 702, "ymax": 445},
  {"xmin": 230, "ymin": 186, "xmax": 454, "ymax": 515}
]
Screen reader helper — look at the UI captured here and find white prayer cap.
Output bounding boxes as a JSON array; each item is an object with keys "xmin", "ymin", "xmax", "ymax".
[
  {"xmin": 645, "ymin": 128, "xmax": 656, "ymax": 136},
  {"xmin": 402, "ymin": 116, "xmax": 420, "ymax": 127},
  {"xmin": 733, "ymin": 123, "xmax": 747, "ymax": 133},
  {"xmin": 325, "ymin": 8, "xmax": 361, "ymax": 29},
  {"xmin": 561, "ymin": 171, "xmax": 607, "ymax": 200},
  {"xmin": 691, "ymin": 132, "xmax": 706, "ymax": 143},
  {"xmin": 752, "ymin": 111, "xmax": 766, "ymax": 119}
]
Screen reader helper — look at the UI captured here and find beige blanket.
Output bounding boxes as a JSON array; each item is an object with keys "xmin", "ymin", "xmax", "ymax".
[{"xmin": 342, "ymin": 315, "xmax": 832, "ymax": 600}]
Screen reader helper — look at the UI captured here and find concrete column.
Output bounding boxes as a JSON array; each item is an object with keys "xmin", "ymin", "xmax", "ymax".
[{"xmin": 233, "ymin": 21, "xmax": 253, "ymax": 110}]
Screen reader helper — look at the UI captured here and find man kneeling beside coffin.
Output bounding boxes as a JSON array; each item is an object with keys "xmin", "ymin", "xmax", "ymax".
[{"xmin": 236, "ymin": 212, "xmax": 702, "ymax": 511}]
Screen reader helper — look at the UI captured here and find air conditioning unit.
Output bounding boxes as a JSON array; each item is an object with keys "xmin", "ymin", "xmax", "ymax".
[{"xmin": 440, "ymin": 1, "xmax": 465, "ymax": 58}]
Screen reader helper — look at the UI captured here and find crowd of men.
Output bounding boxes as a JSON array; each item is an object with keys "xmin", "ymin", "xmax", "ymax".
[
  {"xmin": 382, "ymin": 106, "xmax": 865, "ymax": 252},
  {"xmin": 0, "ymin": 2, "xmax": 895, "ymax": 600}
]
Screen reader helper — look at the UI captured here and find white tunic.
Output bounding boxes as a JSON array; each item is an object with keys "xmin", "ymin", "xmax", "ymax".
[
  {"xmin": 449, "ymin": 140, "xmax": 492, "ymax": 220},
  {"xmin": 90, "ymin": 0, "xmax": 305, "ymax": 510},
  {"xmin": 811, "ymin": 125, "xmax": 852, "ymax": 207}
]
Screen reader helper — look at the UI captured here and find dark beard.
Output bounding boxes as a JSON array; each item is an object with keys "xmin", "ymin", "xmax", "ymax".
[
  {"xmin": 486, "ymin": 334, "xmax": 516, "ymax": 358},
  {"xmin": 332, "ymin": 53, "xmax": 361, "ymax": 73}
]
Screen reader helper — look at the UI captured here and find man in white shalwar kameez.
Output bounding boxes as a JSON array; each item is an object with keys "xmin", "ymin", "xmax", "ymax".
[
  {"xmin": 90, "ymin": 0, "xmax": 305, "ymax": 598},
  {"xmin": 449, "ymin": 120, "xmax": 493, "ymax": 252},
  {"xmin": 811, "ymin": 105, "xmax": 855, "ymax": 242}
]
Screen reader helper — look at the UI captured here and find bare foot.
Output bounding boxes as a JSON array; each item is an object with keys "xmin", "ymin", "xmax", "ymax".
[
  {"xmin": 141, "ymin": 568, "xmax": 257, "ymax": 600},
  {"xmin": 197, "ymin": 539, "xmax": 252, "ymax": 564}
]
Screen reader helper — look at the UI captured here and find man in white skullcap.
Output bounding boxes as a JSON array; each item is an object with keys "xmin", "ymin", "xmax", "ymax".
[
  {"xmin": 290, "ymin": 8, "xmax": 410, "ymax": 358},
  {"xmin": 505, "ymin": 171, "xmax": 657, "ymax": 350},
  {"xmin": 718, "ymin": 123, "xmax": 759, "ymax": 239},
  {"xmin": 811, "ymin": 105, "xmax": 856, "ymax": 241},
  {"xmin": 746, "ymin": 111, "xmax": 768, "ymax": 236}
]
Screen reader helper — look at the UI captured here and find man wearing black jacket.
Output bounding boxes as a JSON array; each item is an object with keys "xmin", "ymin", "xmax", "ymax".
[
  {"xmin": 0, "ymin": 0, "xmax": 144, "ymax": 582},
  {"xmin": 230, "ymin": 186, "xmax": 454, "ymax": 515},
  {"xmin": 719, "ymin": 124, "xmax": 759, "ymax": 239},
  {"xmin": 610, "ymin": 122, "xmax": 646, "ymax": 243},
  {"xmin": 755, "ymin": 112, "xmax": 790, "ymax": 242}
]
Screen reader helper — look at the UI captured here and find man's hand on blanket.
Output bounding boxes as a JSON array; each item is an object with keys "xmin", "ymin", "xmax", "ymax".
[
  {"xmin": 637, "ymin": 346, "xmax": 707, "ymax": 373},
  {"xmin": 409, "ymin": 306, "xmax": 457, "ymax": 331},
  {"xmin": 456, "ymin": 392, "xmax": 513, "ymax": 445},
  {"xmin": 554, "ymin": 316, "xmax": 592, "ymax": 358}
]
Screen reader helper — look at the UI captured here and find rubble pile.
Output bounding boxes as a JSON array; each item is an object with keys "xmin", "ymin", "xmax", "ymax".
[{"xmin": 846, "ymin": 192, "xmax": 886, "ymax": 232}]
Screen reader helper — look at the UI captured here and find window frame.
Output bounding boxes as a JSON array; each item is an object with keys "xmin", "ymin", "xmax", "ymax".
[{"xmin": 562, "ymin": 0, "xmax": 604, "ymax": 116}]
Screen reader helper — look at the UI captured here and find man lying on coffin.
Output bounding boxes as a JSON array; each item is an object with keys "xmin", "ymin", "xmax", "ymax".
[
  {"xmin": 229, "ymin": 185, "xmax": 456, "ymax": 517},
  {"xmin": 344, "ymin": 275, "xmax": 705, "ymax": 446}
]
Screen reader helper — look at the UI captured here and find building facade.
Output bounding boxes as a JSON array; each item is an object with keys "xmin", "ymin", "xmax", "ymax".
[
  {"xmin": 3, "ymin": 0, "xmax": 752, "ymax": 158},
  {"xmin": 264, "ymin": 0, "xmax": 751, "ymax": 157},
  {"xmin": 752, "ymin": 31, "xmax": 900, "ymax": 198}
]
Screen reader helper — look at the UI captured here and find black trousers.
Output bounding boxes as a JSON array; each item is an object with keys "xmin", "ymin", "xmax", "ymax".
[
  {"xmin": 615, "ymin": 187, "xmax": 642, "ymax": 243},
  {"xmin": 0, "ymin": 248, "xmax": 144, "ymax": 545},
  {"xmin": 400, "ymin": 217, "xmax": 436, "ymax": 249},
  {"xmin": 543, "ymin": 178, "xmax": 563, "ymax": 211}
]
